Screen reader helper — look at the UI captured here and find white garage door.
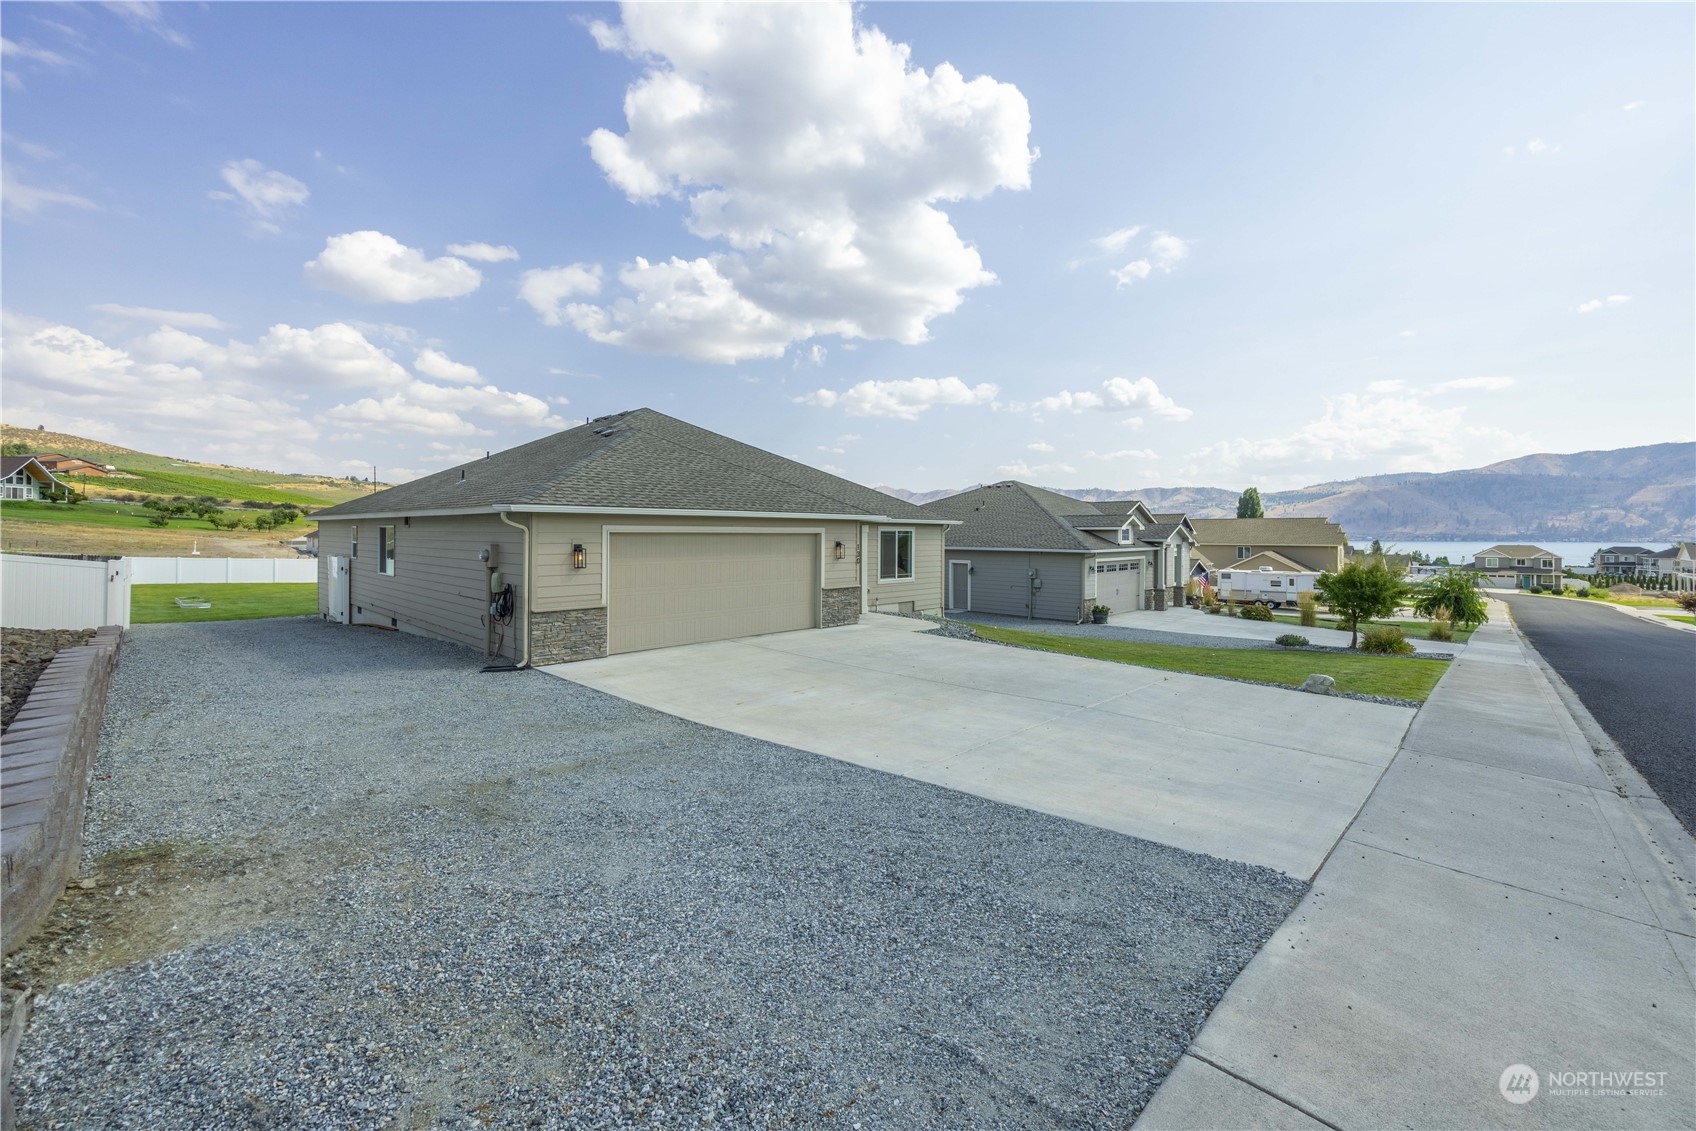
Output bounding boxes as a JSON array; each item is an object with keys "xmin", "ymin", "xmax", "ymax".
[
  {"xmin": 1095, "ymin": 560, "xmax": 1141, "ymax": 614},
  {"xmin": 608, "ymin": 532, "xmax": 818, "ymax": 655}
]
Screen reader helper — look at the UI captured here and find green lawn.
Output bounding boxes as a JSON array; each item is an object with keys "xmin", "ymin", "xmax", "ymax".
[
  {"xmin": 132, "ymin": 583, "xmax": 318, "ymax": 623},
  {"xmin": 1268, "ymin": 611, "xmax": 1476, "ymax": 642},
  {"xmin": 1658, "ymin": 614, "xmax": 1696, "ymax": 625},
  {"xmin": 97, "ymin": 468, "xmax": 337, "ymax": 505},
  {"xmin": 1599, "ymin": 597, "xmax": 1681, "ymax": 607},
  {"xmin": 1, "ymin": 500, "xmax": 312, "ymax": 534},
  {"xmin": 969, "ymin": 623, "xmax": 1450, "ymax": 702}
]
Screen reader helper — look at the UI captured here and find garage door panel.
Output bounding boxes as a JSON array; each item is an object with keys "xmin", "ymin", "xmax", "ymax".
[{"xmin": 609, "ymin": 533, "xmax": 818, "ymax": 654}]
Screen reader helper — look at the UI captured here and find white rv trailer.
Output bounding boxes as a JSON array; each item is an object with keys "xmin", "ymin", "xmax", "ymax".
[{"xmin": 1215, "ymin": 564, "xmax": 1318, "ymax": 608}]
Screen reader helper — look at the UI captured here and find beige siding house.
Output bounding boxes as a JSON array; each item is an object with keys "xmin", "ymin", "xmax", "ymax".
[
  {"xmin": 312, "ymin": 410, "xmax": 951, "ymax": 665},
  {"xmin": 1189, "ymin": 517, "xmax": 1348, "ymax": 575}
]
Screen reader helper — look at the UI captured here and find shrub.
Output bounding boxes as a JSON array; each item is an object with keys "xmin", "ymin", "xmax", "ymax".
[
  {"xmin": 1411, "ymin": 571, "xmax": 1488, "ymax": 628},
  {"xmin": 1427, "ymin": 613, "xmax": 1454, "ymax": 642},
  {"xmin": 1239, "ymin": 603, "xmax": 1274, "ymax": 621},
  {"xmin": 1676, "ymin": 592, "xmax": 1696, "ymax": 612},
  {"xmin": 1275, "ymin": 634, "xmax": 1309, "ymax": 647},
  {"xmin": 1317, "ymin": 558, "xmax": 1408, "ymax": 647},
  {"xmin": 147, "ymin": 511, "xmax": 169, "ymax": 527},
  {"xmin": 1360, "ymin": 626, "xmax": 1415, "ymax": 654},
  {"xmin": 1206, "ymin": 602, "xmax": 1223, "ymax": 615},
  {"xmin": 1297, "ymin": 592, "xmax": 1319, "ymax": 627}
]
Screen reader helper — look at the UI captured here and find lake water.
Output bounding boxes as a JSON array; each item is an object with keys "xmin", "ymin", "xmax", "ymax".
[{"xmin": 1363, "ymin": 541, "xmax": 1627, "ymax": 565}]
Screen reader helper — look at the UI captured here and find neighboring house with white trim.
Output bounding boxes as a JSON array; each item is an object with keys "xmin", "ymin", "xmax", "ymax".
[
  {"xmin": 310, "ymin": 409, "xmax": 954, "ymax": 665},
  {"xmin": 1472, "ymin": 544, "xmax": 1562, "ymax": 589},
  {"xmin": 918, "ymin": 482, "xmax": 1195, "ymax": 618},
  {"xmin": 1671, "ymin": 542, "xmax": 1696, "ymax": 592},
  {"xmin": 1189, "ymin": 517, "xmax": 1348, "ymax": 576},
  {"xmin": 0, "ymin": 456, "xmax": 68, "ymax": 501},
  {"xmin": 1591, "ymin": 545, "xmax": 1657, "ymax": 573}
]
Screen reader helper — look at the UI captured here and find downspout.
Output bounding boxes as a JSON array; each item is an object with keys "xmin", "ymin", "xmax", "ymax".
[{"xmin": 498, "ymin": 511, "xmax": 532, "ymax": 668}]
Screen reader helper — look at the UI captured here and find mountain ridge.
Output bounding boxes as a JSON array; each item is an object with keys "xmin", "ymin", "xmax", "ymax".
[{"xmin": 877, "ymin": 442, "xmax": 1695, "ymax": 541}]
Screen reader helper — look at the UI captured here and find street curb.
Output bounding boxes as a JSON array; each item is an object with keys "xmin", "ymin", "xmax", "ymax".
[{"xmin": 1497, "ymin": 602, "xmax": 1696, "ymax": 942}]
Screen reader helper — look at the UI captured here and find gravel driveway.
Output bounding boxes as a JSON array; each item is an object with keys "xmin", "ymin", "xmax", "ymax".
[{"xmin": 9, "ymin": 618, "xmax": 1305, "ymax": 1130}]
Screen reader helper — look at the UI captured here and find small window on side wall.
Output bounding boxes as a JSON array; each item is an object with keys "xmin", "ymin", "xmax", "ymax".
[
  {"xmin": 378, "ymin": 525, "xmax": 395, "ymax": 576},
  {"xmin": 350, "ymin": 525, "xmax": 359, "ymax": 558},
  {"xmin": 879, "ymin": 529, "xmax": 913, "ymax": 581}
]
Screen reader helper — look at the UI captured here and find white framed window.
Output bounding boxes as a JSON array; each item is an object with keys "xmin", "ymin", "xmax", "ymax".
[
  {"xmin": 377, "ymin": 525, "xmax": 395, "ymax": 575},
  {"xmin": 350, "ymin": 525, "xmax": 359, "ymax": 558},
  {"xmin": 1515, "ymin": 559, "xmax": 1526, "ymax": 567},
  {"xmin": 879, "ymin": 529, "xmax": 913, "ymax": 581},
  {"xmin": 1237, "ymin": 546, "xmax": 1252, "ymax": 559},
  {"xmin": 1119, "ymin": 527, "xmax": 1133, "ymax": 543},
  {"xmin": 1541, "ymin": 559, "xmax": 1553, "ymax": 569},
  {"xmin": 1484, "ymin": 557, "xmax": 1499, "ymax": 568}
]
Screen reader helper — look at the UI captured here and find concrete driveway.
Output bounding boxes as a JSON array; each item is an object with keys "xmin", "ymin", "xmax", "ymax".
[{"xmin": 543, "ymin": 615, "xmax": 1417, "ymax": 879}]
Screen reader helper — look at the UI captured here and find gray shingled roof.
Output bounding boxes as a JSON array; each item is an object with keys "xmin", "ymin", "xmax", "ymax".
[
  {"xmin": 922, "ymin": 482, "xmax": 1155, "ymax": 552},
  {"xmin": 1136, "ymin": 522, "xmax": 1184, "ymax": 546},
  {"xmin": 1476, "ymin": 544, "xmax": 1558, "ymax": 558},
  {"xmin": 1597, "ymin": 546, "xmax": 1656, "ymax": 556},
  {"xmin": 313, "ymin": 409, "xmax": 944, "ymax": 522},
  {"xmin": 1190, "ymin": 517, "xmax": 1346, "ymax": 547}
]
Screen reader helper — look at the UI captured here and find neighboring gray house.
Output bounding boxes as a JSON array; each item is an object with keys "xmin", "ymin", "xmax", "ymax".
[
  {"xmin": 1473, "ymin": 544, "xmax": 1562, "ymax": 589},
  {"xmin": 310, "ymin": 409, "xmax": 953, "ymax": 665},
  {"xmin": 919, "ymin": 482, "xmax": 1195, "ymax": 619}
]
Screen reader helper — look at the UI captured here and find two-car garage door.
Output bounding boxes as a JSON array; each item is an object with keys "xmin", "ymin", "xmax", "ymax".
[{"xmin": 607, "ymin": 532, "xmax": 819, "ymax": 655}]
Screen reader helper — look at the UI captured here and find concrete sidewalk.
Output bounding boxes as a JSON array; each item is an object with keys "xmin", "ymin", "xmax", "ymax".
[
  {"xmin": 1114, "ymin": 606, "xmax": 1463, "ymax": 655},
  {"xmin": 1137, "ymin": 601, "xmax": 1696, "ymax": 1129}
]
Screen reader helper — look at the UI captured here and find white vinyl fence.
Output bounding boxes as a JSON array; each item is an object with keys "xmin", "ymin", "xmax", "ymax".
[
  {"xmin": 127, "ymin": 557, "xmax": 317, "ymax": 584},
  {"xmin": 1, "ymin": 553, "xmax": 132, "ymax": 629}
]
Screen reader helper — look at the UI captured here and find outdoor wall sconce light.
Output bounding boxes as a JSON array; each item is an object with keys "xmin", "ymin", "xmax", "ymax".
[
  {"xmin": 572, "ymin": 544, "xmax": 587, "ymax": 569},
  {"xmin": 834, "ymin": 540, "xmax": 845, "ymax": 560}
]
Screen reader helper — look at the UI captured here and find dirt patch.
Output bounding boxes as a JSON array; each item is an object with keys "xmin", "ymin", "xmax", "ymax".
[
  {"xmin": 1, "ymin": 627, "xmax": 94, "ymax": 732},
  {"xmin": 2, "ymin": 836, "xmax": 368, "ymax": 1002}
]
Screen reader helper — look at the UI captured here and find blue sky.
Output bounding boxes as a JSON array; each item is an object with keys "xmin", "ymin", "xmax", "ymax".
[{"xmin": 3, "ymin": 1, "xmax": 1690, "ymax": 491}]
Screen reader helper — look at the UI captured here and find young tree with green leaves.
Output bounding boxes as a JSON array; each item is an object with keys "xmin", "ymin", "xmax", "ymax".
[
  {"xmin": 1315, "ymin": 558, "xmax": 1407, "ymax": 648},
  {"xmin": 1236, "ymin": 487, "xmax": 1264, "ymax": 518},
  {"xmin": 1410, "ymin": 570, "xmax": 1490, "ymax": 628}
]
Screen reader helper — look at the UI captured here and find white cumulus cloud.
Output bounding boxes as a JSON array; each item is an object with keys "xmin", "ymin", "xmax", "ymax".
[
  {"xmin": 1027, "ymin": 441, "xmax": 1054, "ymax": 452},
  {"xmin": 797, "ymin": 376, "xmax": 999, "ymax": 421},
  {"xmin": 1576, "ymin": 294, "xmax": 1631, "ymax": 314},
  {"xmin": 305, "ymin": 231, "xmax": 483, "ymax": 303},
  {"xmin": 1019, "ymin": 376, "xmax": 1191, "ymax": 421},
  {"xmin": 414, "ymin": 347, "xmax": 481, "ymax": 384},
  {"xmin": 567, "ymin": 1, "xmax": 1035, "ymax": 363},
  {"xmin": 446, "ymin": 242, "xmax": 520, "ymax": 263},
  {"xmin": 518, "ymin": 264, "xmax": 604, "ymax": 326}
]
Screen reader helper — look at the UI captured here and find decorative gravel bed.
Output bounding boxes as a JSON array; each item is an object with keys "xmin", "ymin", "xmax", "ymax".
[
  {"xmin": 1, "ymin": 627, "xmax": 94, "ymax": 732},
  {"xmin": 8, "ymin": 618, "xmax": 1306, "ymax": 1130}
]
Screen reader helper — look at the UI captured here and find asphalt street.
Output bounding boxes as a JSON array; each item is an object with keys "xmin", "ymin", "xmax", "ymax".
[{"xmin": 1501, "ymin": 593, "xmax": 1696, "ymax": 833}]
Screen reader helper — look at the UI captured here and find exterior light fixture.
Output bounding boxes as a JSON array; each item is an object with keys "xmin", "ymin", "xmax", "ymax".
[
  {"xmin": 572, "ymin": 544, "xmax": 587, "ymax": 570},
  {"xmin": 834, "ymin": 540, "xmax": 845, "ymax": 560}
]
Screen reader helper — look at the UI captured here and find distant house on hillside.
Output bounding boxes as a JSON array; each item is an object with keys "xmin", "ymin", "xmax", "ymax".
[
  {"xmin": 1473, "ymin": 545, "xmax": 1561, "ymax": 589},
  {"xmin": 30, "ymin": 453, "xmax": 113, "ymax": 477},
  {"xmin": 1189, "ymin": 517, "xmax": 1347, "ymax": 576},
  {"xmin": 1, "ymin": 456, "xmax": 71, "ymax": 501}
]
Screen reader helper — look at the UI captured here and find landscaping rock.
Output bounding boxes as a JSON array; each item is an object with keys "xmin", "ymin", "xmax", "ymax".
[
  {"xmin": 1300, "ymin": 673, "xmax": 1338, "ymax": 695},
  {"xmin": 1, "ymin": 629, "xmax": 94, "ymax": 733}
]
